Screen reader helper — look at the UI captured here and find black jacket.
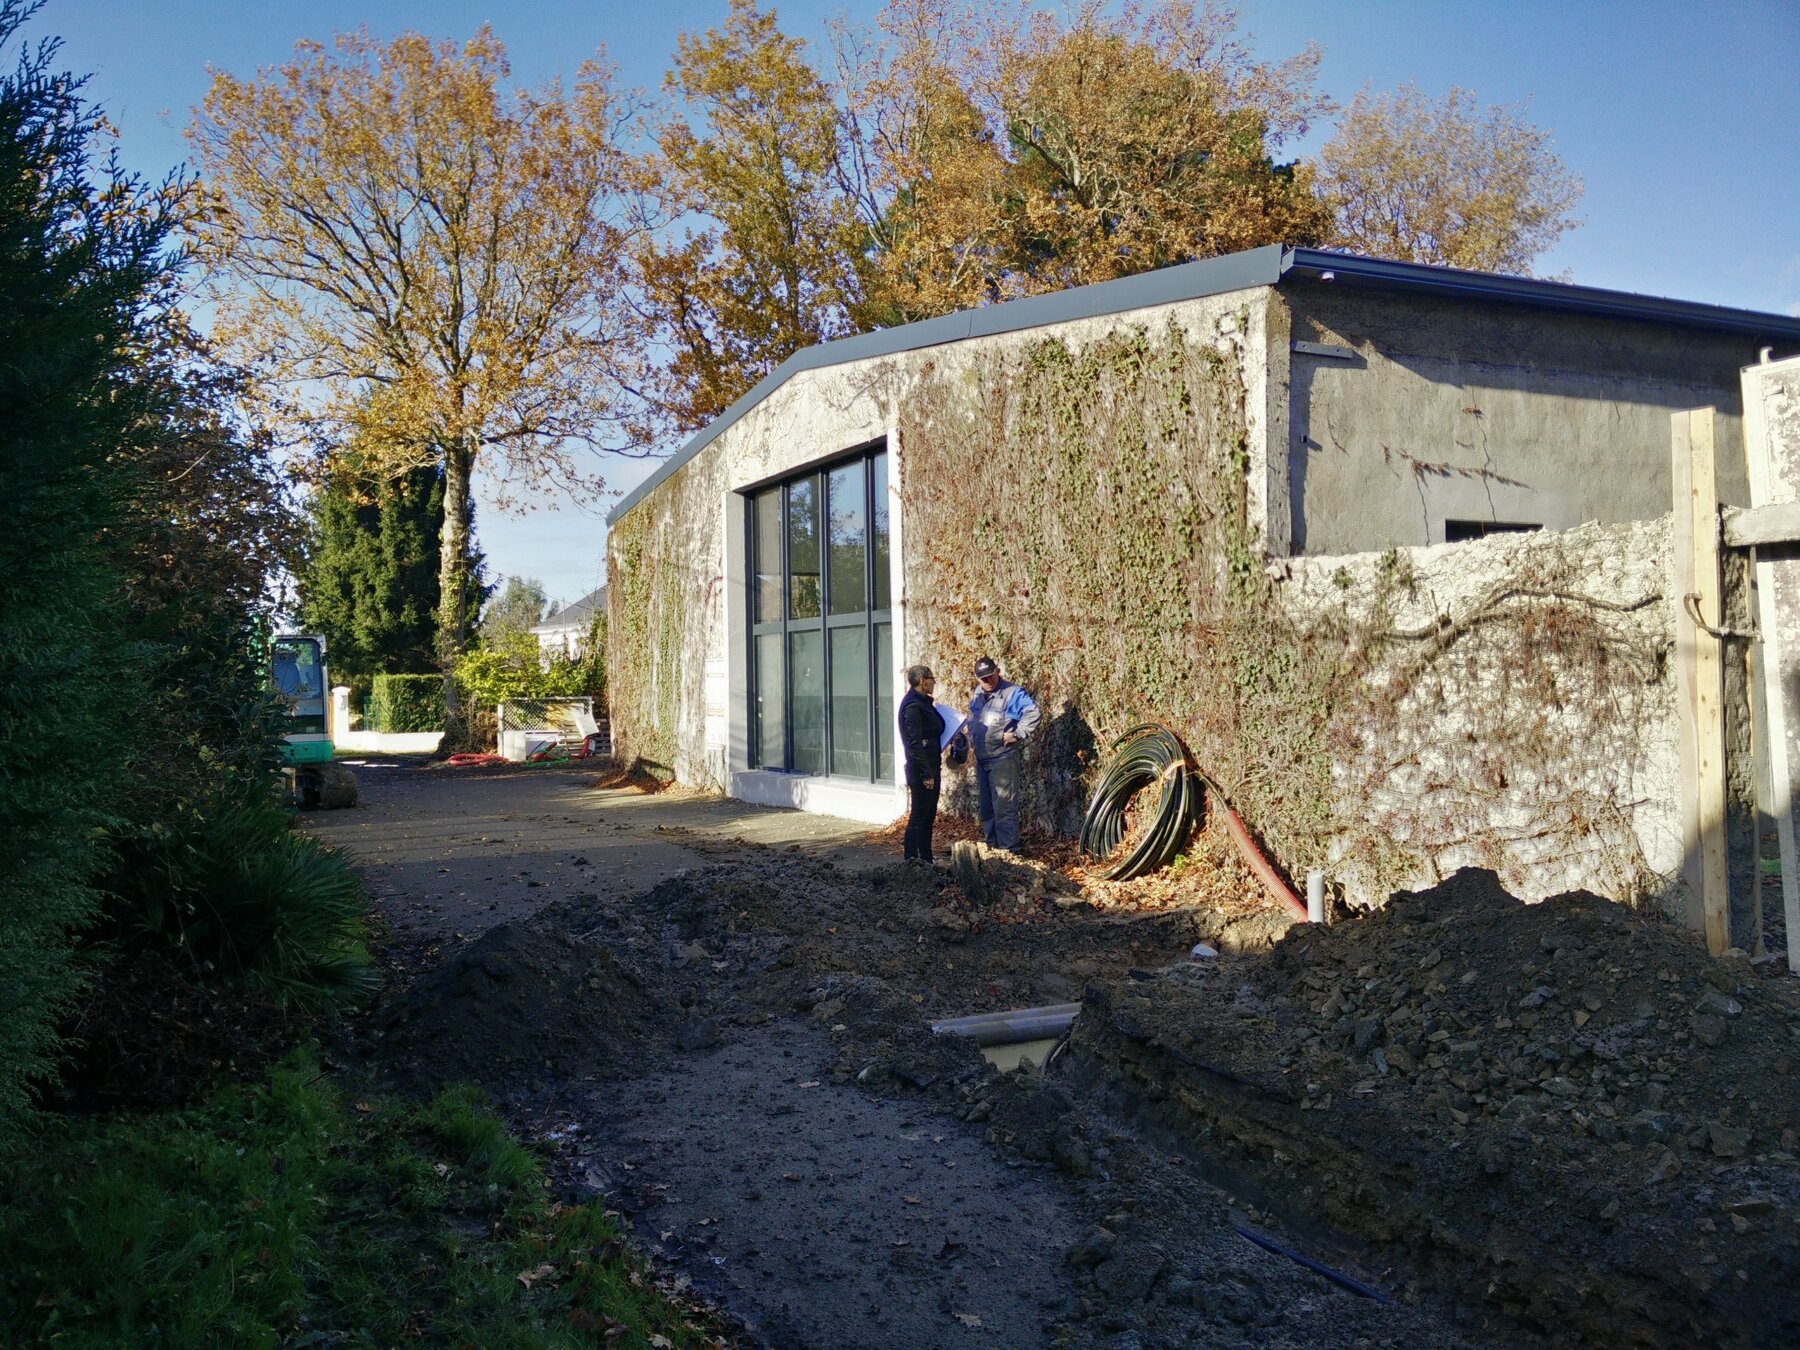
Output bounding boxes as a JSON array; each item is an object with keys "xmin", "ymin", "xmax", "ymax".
[{"xmin": 898, "ymin": 688, "xmax": 945, "ymax": 775}]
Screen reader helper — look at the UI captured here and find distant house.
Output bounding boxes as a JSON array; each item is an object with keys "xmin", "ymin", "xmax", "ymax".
[{"xmin": 531, "ymin": 585, "xmax": 605, "ymax": 661}]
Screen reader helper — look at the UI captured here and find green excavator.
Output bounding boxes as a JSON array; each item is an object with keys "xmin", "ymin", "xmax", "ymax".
[{"xmin": 272, "ymin": 633, "xmax": 356, "ymax": 808}]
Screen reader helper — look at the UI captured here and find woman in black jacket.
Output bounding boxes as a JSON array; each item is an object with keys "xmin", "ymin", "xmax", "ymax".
[{"xmin": 897, "ymin": 664, "xmax": 946, "ymax": 863}]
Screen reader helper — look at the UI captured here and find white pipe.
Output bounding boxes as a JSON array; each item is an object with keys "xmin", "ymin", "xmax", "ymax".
[
  {"xmin": 1307, "ymin": 868, "xmax": 1326, "ymax": 925},
  {"xmin": 931, "ymin": 1003, "xmax": 1081, "ymax": 1047}
]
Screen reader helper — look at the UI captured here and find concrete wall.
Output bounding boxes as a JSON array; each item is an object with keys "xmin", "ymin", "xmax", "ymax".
[
  {"xmin": 612, "ymin": 277, "xmax": 1747, "ymax": 914},
  {"xmin": 608, "ymin": 285, "xmax": 1279, "ymax": 817},
  {"xmin": 1283, "ymin": 280, "xmax": 1763, "ymax": 555},
  {"xmin": 1282, "ymin": 516, "xmax": 1682, "ymax": 912}
]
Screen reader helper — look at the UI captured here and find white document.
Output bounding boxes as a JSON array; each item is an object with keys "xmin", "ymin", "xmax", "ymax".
[{"xmin": 934, "ymin": 700, "xmax": 966, "ymax": 750}]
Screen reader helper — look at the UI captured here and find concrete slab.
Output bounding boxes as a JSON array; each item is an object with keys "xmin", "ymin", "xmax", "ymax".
[
  {"xmin": 305, "ymin": 762, "xmax": 895, "ymax": 950},
  {"xmin": 1742, "ymin": 352, "xmax": 1800, "ymax": 972}
]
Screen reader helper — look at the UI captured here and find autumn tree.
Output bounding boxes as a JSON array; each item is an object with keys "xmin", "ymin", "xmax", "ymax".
[
  {"xmin": 842, "ymin": 0, "xmax": 1332, "ymax": 319},
  {"xmin": 189, "ymin": 28, "xmax": 650, "ymax": 747},
  {"xmin": 1316, "ymin": 83, "xmax": 1583, "ymax": 274},
  {"xmin": 833, "ymin": 0, "xmax": 1011, "ymax": 323},
  {"xmin": 640, "ymin": 0, "xmax": 866, "ymax": 430}
]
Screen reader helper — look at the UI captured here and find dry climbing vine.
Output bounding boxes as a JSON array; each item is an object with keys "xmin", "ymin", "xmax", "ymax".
[
  {"xmin": 605, "ymin": 503, "xmax": 682, "ymax": 776},
  {"xmin": 899, "ymin": 317, "xmax": 1673, "ymax": 906},
  {"xmin": 607, "ymin": 312, "xmax": 1676, "ymax": 909}
]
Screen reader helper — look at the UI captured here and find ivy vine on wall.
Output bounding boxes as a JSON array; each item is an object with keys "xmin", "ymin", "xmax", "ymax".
[
  {"xmin": 606, "ymin": 312, "xmax": 1674, "ymax": 908},
  {"xmin": 899, "ymin": 318, "xmax": 1671, "ymax": 906},
  {"xmin": 897, "ymin": 316, "xmax": 1347, "ymax": 862},
  {"xmin": 605, "ymin": 505, "xmax": 679, "ymax": 776}
]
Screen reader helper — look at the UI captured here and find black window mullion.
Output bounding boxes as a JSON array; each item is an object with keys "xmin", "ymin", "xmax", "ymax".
[
  {"xmin": 866, "ymin": 451, "xmax": 878, "ymax": 782},
  {"xmin": 781, "ymin": 481, "xmax": 792, "ymax": 773},
  {"xmin": 818, "ymin": 471, "xmax": 833, "ymax": 776}
]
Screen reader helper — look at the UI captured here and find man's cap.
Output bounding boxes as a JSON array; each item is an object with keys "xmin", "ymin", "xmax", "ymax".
[{"xmin": 973, "ymin": 656, "xmax": 999, "ymax": 678}]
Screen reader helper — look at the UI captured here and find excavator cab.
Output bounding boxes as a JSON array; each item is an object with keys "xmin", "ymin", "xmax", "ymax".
[{"xmin": 272, "ymin": 634, "xmax": 353, "ymax": 807}]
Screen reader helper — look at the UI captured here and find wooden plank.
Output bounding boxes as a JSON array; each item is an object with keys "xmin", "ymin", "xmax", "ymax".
[
  {"xmin": 1741, "ymin": 354, "xmax": 1800, "ymax": 976},
  {"xmin": 1721, "ymin": 500, "xmax": 1800, "ymax": 549},
  {"xmin": 1688, "ymin": 408, "xmax": 1731, "ymax": 955},
  {"xmin": 1669, "ymin": 412, "xmax": 1707, "ymax": 932}
]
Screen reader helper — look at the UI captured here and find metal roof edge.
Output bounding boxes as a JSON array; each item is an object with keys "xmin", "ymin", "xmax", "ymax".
[
  {"xmin": 608, "ymin": 243, "xmax": 1800, "ymax": 527},
  {"xmin": 1280, "ymin": 247, "xmax": 1800, "ymax": 339},
  {"xmin": 605, "ymin": 244, "xmax": 1288, "ymax": 524}
]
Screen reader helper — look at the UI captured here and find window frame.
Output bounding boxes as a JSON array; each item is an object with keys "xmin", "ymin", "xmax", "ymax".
[{"xmin": 747, "ymin": 441, "xmax": 892, "ymax": 781}]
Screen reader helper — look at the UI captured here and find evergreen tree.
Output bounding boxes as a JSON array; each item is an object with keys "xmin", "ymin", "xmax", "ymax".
[
  {"xmin": 297, "ymin": 465, "xmax": 446, "ymax": 679},
  {"xmin": 0, "ymin": 0, "xmax": 174, "ymax": 1139}
]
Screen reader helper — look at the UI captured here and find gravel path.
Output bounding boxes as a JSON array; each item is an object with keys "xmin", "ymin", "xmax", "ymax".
[{"xmin": 572, "ymin": 1024, "xmax": 1083, "ymax": 1349}]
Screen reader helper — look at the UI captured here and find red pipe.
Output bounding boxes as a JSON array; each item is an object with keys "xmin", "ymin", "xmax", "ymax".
[{"xmin": 1217, "ymin": 793, "xmax": 1309, "ymax": 919}]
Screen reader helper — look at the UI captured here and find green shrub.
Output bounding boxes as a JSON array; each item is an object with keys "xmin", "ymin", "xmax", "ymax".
[
  {"xmin": 0, "ymin": 2, "xmax": 179, "ymax": 1146},
  {"xmin": 0, "ymin": 1053, "xmax": 717, "ymax": 1347},
  {"xmin": 102, "ymin": 792, "xmax": 374, "ymax": 1007},
  {"xmin": 452, "ymin": 632, "xmax": 551, "ymax": 708},
  {"xmin": 366, "ymin": 673, "xmax": 443, "ymax": 732},
  {"xmin": 454, "ymin": 628, "xmax": 604, "ymax": 712}
]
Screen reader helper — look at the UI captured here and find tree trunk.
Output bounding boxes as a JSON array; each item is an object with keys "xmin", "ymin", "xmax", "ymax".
[{"xmin": 433, "ymin": 439, "xmax": 476, "ymax": 756}]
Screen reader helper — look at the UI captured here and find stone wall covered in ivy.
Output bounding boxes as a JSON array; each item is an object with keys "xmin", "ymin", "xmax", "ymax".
[
  {"xmin": 608, "ymin": 286, "xmax": 1685, "ymax": 912},
  {"xmin": 897, "ymin": 306, "xmax": 1283, "ymax": 843},
  {"xmin": 605, "ymin": 441, "xmax": 729, "ymax": 789},
  {"xmin": 1283, "ymin": 519, "xmax": 1678, "ymax": 910},
  {"xmin": 898, "ymin": 316, "xmax": 1680, "ymax": 911}
]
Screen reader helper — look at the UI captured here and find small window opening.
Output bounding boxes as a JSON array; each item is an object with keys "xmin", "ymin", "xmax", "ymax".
[{"xmin": 1442, "ymin": 519, "xmax": 1541, "ymax": 544}]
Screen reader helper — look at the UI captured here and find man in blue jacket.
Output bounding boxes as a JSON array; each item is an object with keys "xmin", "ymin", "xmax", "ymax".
[{"xmin": 960, "ymin": 655, "xmax": 1040, "ymax": 853}]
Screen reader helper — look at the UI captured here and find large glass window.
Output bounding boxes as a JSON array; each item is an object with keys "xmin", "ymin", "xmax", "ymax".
[
  {"xmin": 754, "ymin": 491, "xmax": 783, "ymax": 623},
  {"xmin": 748, "ymin": 445, "xmax": 893, "ymax": 781},
  {"xmin": 829, "ymin": 626, "xmax": 870, "ymax": 777},
  {"xmin": 874, "ymin": 621, "xmax": 894, "ymax": 781},
  {"xmin": 754, "ymin": 633, "xmax": 784, "ymax": 767},
  {"xmin": 871, "ymin": 453, "xmax": 891, "ymax": 611},
  {"xmin": 787, "ymin": 477, "xmax": 821, "ymax": 620},
  {"xmin": 789, "ymin": 630, "xmax": 824, "ymax": 773},
  {"xmin": 827, "ymin": 461, "xmax": 866, "ymax": 615}
]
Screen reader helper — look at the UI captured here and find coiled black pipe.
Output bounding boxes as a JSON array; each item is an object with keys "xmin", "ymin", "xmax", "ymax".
[{"xmin": 1077, "ymin": 722, "xmax": 1198, "ymax": 880}]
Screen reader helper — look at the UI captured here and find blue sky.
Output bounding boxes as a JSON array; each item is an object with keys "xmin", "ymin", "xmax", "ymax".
[{"xmin": 41, "ymin": 0, "xmax": 1800, "ymax": 607}]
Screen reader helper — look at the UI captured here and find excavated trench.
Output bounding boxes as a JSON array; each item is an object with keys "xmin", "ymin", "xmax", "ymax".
[
  {"xmin": 1056, "ymin": 871, "xmax": 1800, "ymax": 1349},
  {"xmin": 320, "ymin": 765, "xmax": 1799, "ymax": 1348}
]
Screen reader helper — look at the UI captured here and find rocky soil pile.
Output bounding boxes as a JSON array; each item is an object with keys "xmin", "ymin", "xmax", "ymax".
[{"xmin": 1069, "ymin": 868, "xmax": 1800, "ymax": 1347}]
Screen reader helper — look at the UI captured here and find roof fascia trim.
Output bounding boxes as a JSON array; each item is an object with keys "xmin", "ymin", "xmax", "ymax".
[
  {"xmin": 606, "ymin": 244, "xmax": 1288, "ymax": 524},
  {"xmin": 1280, "ymin": 247, "xmax": 1800, "ymax": 339}
]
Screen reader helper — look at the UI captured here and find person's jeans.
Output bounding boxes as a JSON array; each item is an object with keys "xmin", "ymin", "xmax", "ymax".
[
  {"xmin": 975, "ymin": 754, "xmax": 1020, "ymax": 850},
  {"xmin": 903, "ymin": 766, "xmax": 940, "ymax": 861}
]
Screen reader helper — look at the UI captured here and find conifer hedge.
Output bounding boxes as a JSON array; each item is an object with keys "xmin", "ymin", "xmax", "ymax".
[{"xmin": 366, "ymin": 674, "xmax": 445, "ymax": 733}]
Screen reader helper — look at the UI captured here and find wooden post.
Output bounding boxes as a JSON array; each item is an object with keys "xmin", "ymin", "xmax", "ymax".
[
  {"xmin": 1669, "ymin": 414, "xmax": 1707, "ymax": 932},
  {"xmin": 1675, "ymin": 408, "xmax": 1731, "ymax": 954}
]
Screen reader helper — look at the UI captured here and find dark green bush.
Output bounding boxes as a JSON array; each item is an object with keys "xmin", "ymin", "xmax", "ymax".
[
  {"xmin": 0, "ymin": 1054, "xmax": 714, "ymax": 1347},
  {"xmin": 0, "ymin": 1, "xmax": 177, "ymax": 1144},
  {"xmin": 365, "ymin": 673, "xmax": 443, "ymax": 732},
  {"xmin": 102, "ymin": 790, "xmax": 374, "ymax": 1006}
]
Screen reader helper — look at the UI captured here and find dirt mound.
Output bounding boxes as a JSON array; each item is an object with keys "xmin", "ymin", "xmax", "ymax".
[
  {"xmin": 372, "ymin": 922, "xmax": 674, "ymax": 1095},
  {"xmin": 1252, "ymin": 868, "xmax": 1796, "ymax": 1146},
  {"xmin": 1070, "ymin": 868, "xmax": 1800, "ymax": 1347}
]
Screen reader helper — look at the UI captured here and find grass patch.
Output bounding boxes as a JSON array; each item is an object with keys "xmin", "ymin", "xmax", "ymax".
[{"xmin": 1, "ymin": 1051, "xmax": 722, "ymax": 1347}]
